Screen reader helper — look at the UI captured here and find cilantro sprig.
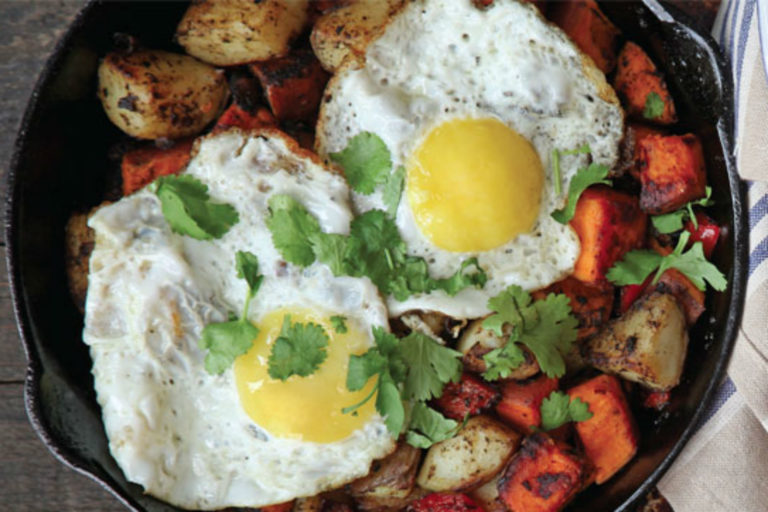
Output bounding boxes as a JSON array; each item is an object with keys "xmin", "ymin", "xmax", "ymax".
[
  {"xmin": 551, "ymin": 144, "xmax": 591, "ymax": 197},
  {"xmin": 606, "ymin": 231, "xmax": 727, "ymax": 291},
  {"xmin": 540, "ymin": 391, "xmax": 593, "ymax": 431},
  {"xmin": 643, "ymin": 92, "xmax": 665, "ymax": 120},
  {"xmin": 651, "ymin": 186, "xmax": 713, "ymax": 234},
  {"xmin": 552, "ymin": 163, "xmax": 611, "ymax": 224},
  {"xmin": 344, "ymin": 328, "xmax": 462, "ymax": 447},
  {"xmin": 154, "ymin": 175, "xmax": 239, "ymax": 240},
  {"xmin": 482, "ymin": 286, "xmax": 578, "ymax": 379},
  {"xmin": 198, "ymin": 251, "xmax": 263, "ymax": 375},
  {"xmin": 266, "ymin": 195, "xmax": 487, "ymax": 301},
  {"xmin": 267, "ymin": 316, "xmax": 329, "ymax": 381}
]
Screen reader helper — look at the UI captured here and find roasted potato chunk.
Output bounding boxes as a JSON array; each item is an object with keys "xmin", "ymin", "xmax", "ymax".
[
  {"xmin": 348, "ymin": 442, "xmax": 421, "ymax": 509},
  {"xmin": 310, "ymin": 0, "xmax": 404, "ymax": 72},
  {"xmin": 583, "ymin": 292, "xmax": 689, "ymax": 391},
  {"xmin": 176, "ymin": 0, "xmax": 309, "ymax": 66},
  {"xmin": 98, "ymin": 50, "xmax": 228, "ymax": 139},
  {"xmin": 469, "ymin": 471, "xmax": 506, "ymax": 512},
  {"xmin": 65, "ymin": 211, "xmax": 96, "ymax": 312},
  {"xmin": 458, "ymin": 318, "xmax": 539, "ymax": 377},
  {"xmin": 416, "ymin": 415, "xmax": 521, "ymax": 492}
]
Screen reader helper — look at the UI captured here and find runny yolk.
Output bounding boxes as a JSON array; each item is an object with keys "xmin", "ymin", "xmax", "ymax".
[
  {"xmin": 234, "ymin": 308, "xmax": 377, "ymax": 443},
  {"xmin": 406, "ymin": 117, "xmax": 544, "ymax": 252}
]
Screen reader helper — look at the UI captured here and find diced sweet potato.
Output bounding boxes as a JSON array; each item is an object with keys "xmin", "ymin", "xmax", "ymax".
[
  {"xmin": 121, "ymin": 139, "xmax": 194, "ymax": 195},
  {"xmin": 568, "ymin": 374, "xmax": 639, "ymax": 484},
  {"xmin": 496, "ymin": 375, "xmax": 559, "ymax": 432},
  {"xmin": 627, "ymin": 123, "xmax": 666, "ymax": 180},
  {"xmin": 685, "ymin": 211, "xmax": 721, "ymax": 259},
  {"xmin": 548, "ymin": 0, "xmax": 620, "ymax": 73},
  {"xmin": 532, "ymin": 277, "xmax": 613, "ymax": 340},
  {"xmin": 650, "ymin": 269, "xmax": 705, "ymax": 326},
  {"xmin": 497, "ymin": 433, "xmax": 589, "ymax": 512},
  {"xmin": 614, "ymin": 42, "xmax": 677, "ymax": 124},
  {"xmin": 434, "ymin": 373, "xmax": 500, "ymax": 421},
  {"xmin": 250, "ymin": 48, "xmax": 330, "ymax": 123},
  {"xmin": 213, "ymin": 103, "xmax": 276, "ymax": 133},
  {"xmin": 570, "ymin": 186, "xmax": 647, "ymax": 283},
  {"xmin": 406, "ymin": 492, "xmax": 484, "ymax": 512},
  {"xmin": 637, "ymin": 134, "xmax": 708, "ymax": 214}
]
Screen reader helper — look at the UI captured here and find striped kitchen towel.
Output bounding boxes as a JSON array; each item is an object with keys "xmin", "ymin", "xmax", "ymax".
[{"xmin": 657, "ymin": 0, "xmax": 768, "ymax": 510}]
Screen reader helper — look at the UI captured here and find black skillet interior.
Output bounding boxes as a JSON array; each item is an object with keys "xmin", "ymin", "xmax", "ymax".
[{"xmin": 5, "ymin": 1, "xmax": 746, "ymax": 511}]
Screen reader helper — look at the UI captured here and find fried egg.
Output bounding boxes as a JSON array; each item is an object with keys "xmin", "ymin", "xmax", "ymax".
[
  {"xmin": 316, "ymin": 0, "xmax": 624, "ymax": 319},
  {"xmin": 83, "ymin": 130, "xmax": 394, "ymax": 510}
]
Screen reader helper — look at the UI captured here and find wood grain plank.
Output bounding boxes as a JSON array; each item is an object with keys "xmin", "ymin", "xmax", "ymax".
[{"xmin": 0, "ymin": 382, "xmax": 124, "ymax": 511}]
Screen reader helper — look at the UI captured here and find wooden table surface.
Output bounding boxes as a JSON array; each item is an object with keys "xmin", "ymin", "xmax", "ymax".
[{"xmin": 0, "ymin": 1, "xmax": 720, "ymax": 511}]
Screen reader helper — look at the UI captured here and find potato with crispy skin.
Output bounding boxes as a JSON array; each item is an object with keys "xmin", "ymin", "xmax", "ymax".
[
  {"xmin": 469, "ymin": 471, "xmax": 507, "ymax": 512},
  {"xmin": 310, "ymin": 0, "xmax": 404, "ymax": 72},
  {"xmin": 347, "ymin": 442, "xmax": 421, "ymax": 510},
  {"xmin": 98, "ymin": 50, "xmax": 228, "ymax": 139},
  {"xmin": 614, "ymin": 41, "xmax": 677, "ymax": 124},
  {"xmin": 583, "ymin": 292, "xmax": 689, "ymax": 391},
  {"xmin": 458, "ymin": 319, "xmax": 539, "ymax": 377},
  {"xmin": 417, "ymin": 415, "xmax": 521, "ymax": 492},
  {"xmin": 176, "ymin": 0, "xmax": 309, "ymax": 66}
]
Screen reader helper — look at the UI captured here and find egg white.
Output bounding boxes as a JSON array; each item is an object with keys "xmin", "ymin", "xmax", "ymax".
[
  {"xmin": 83, "ymin": 130, "xmax": 394, "ymax": 510},
  {"xmin": 316, "ymin": 0, "xmax": 624, "ymax": 319}
]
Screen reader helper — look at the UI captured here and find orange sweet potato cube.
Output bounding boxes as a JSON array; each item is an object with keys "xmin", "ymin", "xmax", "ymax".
[
  {"xmin": 568, "ymin": 374, "xmax": 638, "ymax": 484},
  {"xmin": 570, "ymin": 186, "xmax": 647, "ymax": 283},
  {"xmin": 548, "ymin": 0, "xmax": 620, "ymax": 73},
  {"xmin": 496, "ymin": 375, "xmax": 559, "ymax": 432},
  {"xmin": 627, "ymin": 123, "xmax": 667, "ymax": 180},
  {"xmin": 250, "ymin": 48, "xmax": 330, "ymax": 123},
  {"xmin": 614, "ymin": 42, "xmax": 677, "ymax": 124},
  {"xmin": 532, "ymin": 277, "xmax": 613, "ymax": 341},
  {"xmin": 121, "ymin": 139, "xmax": 194, "ymax": 196},
  {"xmin": 498, "ymin": 433, "xmax": 589, "ymax": 512},
  {"xmin": 637, "ymin": 133, "xmax": 708, "ymax": 214},
  {"xmin": 213, "ymin": 103, "xmax": 276, "ymax": 133}
]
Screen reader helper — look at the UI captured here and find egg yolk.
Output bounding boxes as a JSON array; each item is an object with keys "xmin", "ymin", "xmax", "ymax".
[
  {"xmin": 407, "ymin": 118, "xmax": 544, "ymax": 252},
  {"xmin": 234, "ymin": 308, "xmax": 377, "ymax": 443}
]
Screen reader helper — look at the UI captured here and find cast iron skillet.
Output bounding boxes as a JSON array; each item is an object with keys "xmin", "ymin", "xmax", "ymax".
[{"xmin": 5, "ymin": 1, "xmax": 747, "ymax": 511}]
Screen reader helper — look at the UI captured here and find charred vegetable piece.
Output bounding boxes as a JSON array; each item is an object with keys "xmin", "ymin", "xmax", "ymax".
[
  {"xmin": 637, "ymin": 134, "xmax": 708, "ymax": 215},
  {"xmin": 496, "ymin": 375, "xmax": 560, "ymax": 432},
  {"xmin": 250, "ymin": 48, "xmax": 330, "ymax": 123},
  {"xmin": 433, "ymin": 373, "xmax": 500, "ymax": 421},
  {"xmin": 532, "ymin": 276, "xmax": 613, "ymax": 340},
  {"xmin": 583, "ymin": 292, "xmax": 689, "ymax": 391},
  {"xmin": 568, "ymin": 374, "xmax": 638, "ymax": 484},
  {"xmin": 176, "ymin": 0, "xmax": 308, "ymax": 66},
  {"xmin": 548, "ymin": 0, "xmax": 620, "ymax": 73},
  {"xmin": 406, "ymin": 492, "xmax": 485, "ymax": 512},
  {"xmin": 121, "ymin": 139, "xmax": 194, "ymax": 195},
  {"xmin": 614, "ymin": 42, "xmax": 677, "ymax": 124},
  {"xmin": 498, "ymin": 433, "xmax": 589, "ymax": 512},
  {"xmin": 213, "ymin": 104, "xmax": 277, "ymax": 133},
  {"xmin": 627, "ymin": 123, "xmax": 667, "ymax": 180},
  {"xmin": 417, "ymin": 415, "xmax": 521, "ymax": 492},
  {"xmin": 347, "ymin": 442, "xmax": 421, "ymax": 509},
  {"xmin": 570, "ymin": 186, "xmax": 647, "ymax": 283}
]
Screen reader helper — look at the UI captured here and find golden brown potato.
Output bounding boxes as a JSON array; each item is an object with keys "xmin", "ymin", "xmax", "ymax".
[
  {"xmin": 176, "ymin": 0, "xmax": 309, "ymax": 66},
  {"xmin": 583, "ymin": 292, "xmax": 689, "ymax": 391},
  {"xmin": 310, "ymin": 0, "xmax": 404, "ymax": 72},
  {"xmin": 64, "ymin": 210, "xmax": 96, "ymax": 313},
  {"xmin": 348, "ymin": 443, "xmax": 421, "ymax": 510},
  {"xmin": 416, "ymin": 415, "xmax": 521, "ymax": 492},
  {"xmin": 98, "ymin": 49, "xmax": 228, "ymax": 139},
  {"xmin": 469, "ymin": 471, "xmax": 507, "ymax": 512},
  {"xmin": 457, "ymin": 319, "xmax": 539, "ymax": 378}
]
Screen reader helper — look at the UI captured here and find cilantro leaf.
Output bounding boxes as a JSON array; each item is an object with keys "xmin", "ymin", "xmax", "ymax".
[
  {"xmin": 643, "ymin": 92, "xmax": 665, "ymax": 119},
  {"xmin": 268, "ymin": 315, "xmax": 330, "ymax": 381},
  {"xmin": 329, "ymin": 132, "xmax": 392, "ymax": 195},
  {"xmin": 552, "ymin": 144, "xmax": 591, "ymax": 197},
  {"xmin": 540, "ymin": 391, "xmax": 593, "ymax": 431},
  {"xmin": 310, "ymin": 232, "xmax": 349, "ymax": 275},
  {"xmin": 551, "ymin": 163, "xmax": 611, "ymax": 224},
  {"xmin": 154, "ymin": 175, "xmax": 238, "ymax": 240},
  {"xmin": 607, "ymin": 231, "xmax": 727, "ymax": 292},
  {"xmin": 199, "ymin": 320, "xmax": 260, "ymax": 375},
  {"xmin": 651, "ymin": 186, "xmax": 713, "ymax": 234},
  {"xmin": 266, "ymin": 194, "xmax": 322, "ymax": 267},
  {"xmin": 198, "ymin": 251, "xmax": 263, "ymax": 375},
  {"xmin": 346, "ymin": 351, "xmax": 388, "ymax": 392},
  {"xmin": 399, "ymin": 332, "xmax": 462, "ymax": 402},
  {"xmin": 482, "ymin": 286, "xmax": 578, "ymax": 379},
  {"xmin": 433, "ymin": 258, "xmax": 489, "ymax": 296},
  {"xmin": 330, "ymin": 315, "xmax": 348, "ymax": 334},
  {"xmin": 482, "ymin": 339, "xmax": 526, "ymax": 380},
  {"xmin": 378, "ymin": 373, "xmax": 406, "ymax": 435},
  {"xmin": 382, "ymin": 165, "xmax": 406, "ymax": 217},
  {"xmin": 406, "ymin": 402, "xmax": 460, "ymax": 449}
]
